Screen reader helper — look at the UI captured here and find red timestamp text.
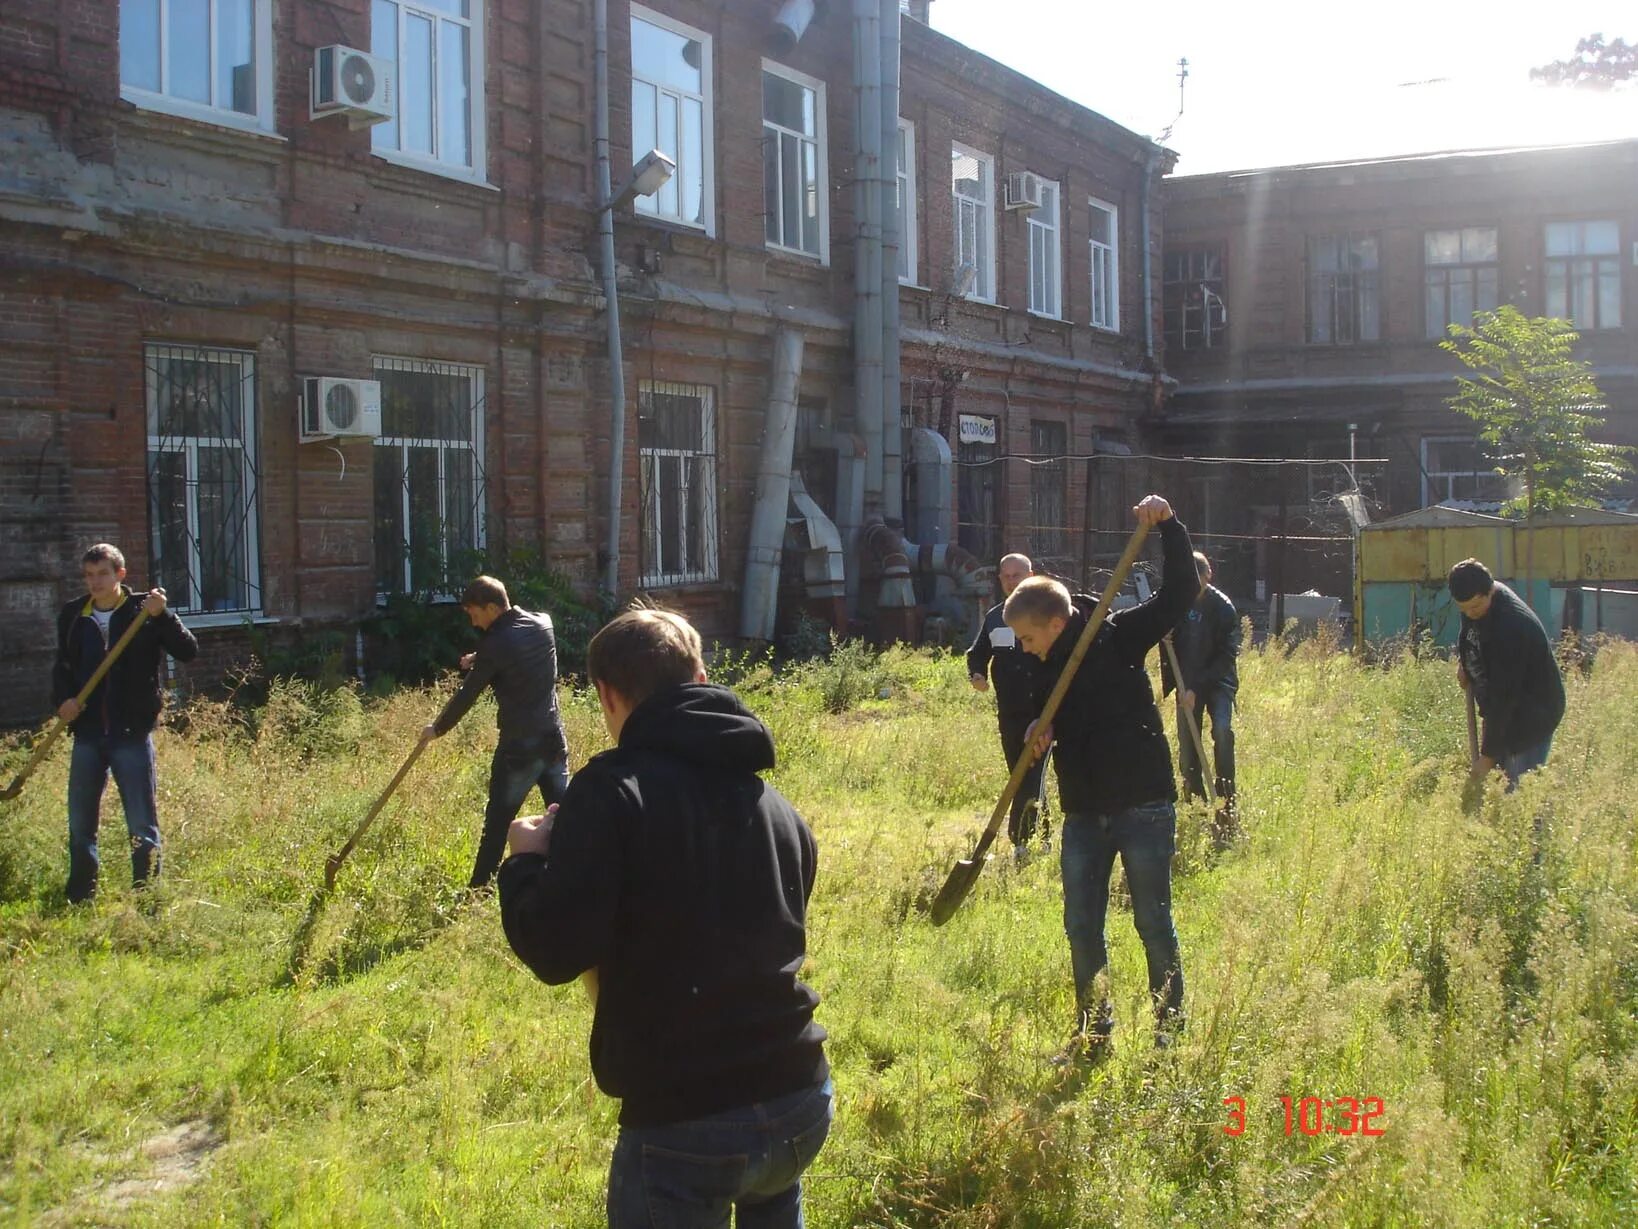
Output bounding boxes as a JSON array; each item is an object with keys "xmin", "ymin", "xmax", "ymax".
[{"xmin": 1222, "ymin": 1095, "xmax": 1387, "ymax": 1137}]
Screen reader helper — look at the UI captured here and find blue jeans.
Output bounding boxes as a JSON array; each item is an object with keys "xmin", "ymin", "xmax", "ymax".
[
  {"xmin": 607, "ymin": 1077, "xmax": 834, "ymax": 1229},
  {"xmin": 1503, "ymin": 736, "xmax": 1553, "ymax": 789},
  {"xmin": 470, "ymin": 738, "xmax": 569, "ymax": 887},
  {"xmin": 1060, "ymin": 801, "xmax": 1184, "ymax": 1032},
  {"xmin": 1178, "ymin": 689, "xmax": 1236, "ymax": 802},
  {"xmin": 66, "ymin": 733, "xmax": 161, "ymax": 902}
]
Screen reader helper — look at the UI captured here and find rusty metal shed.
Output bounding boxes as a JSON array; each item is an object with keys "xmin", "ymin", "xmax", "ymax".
[{"xmin": 1354, "ymin": 506, "xmax": 1638, "ymax": 646}]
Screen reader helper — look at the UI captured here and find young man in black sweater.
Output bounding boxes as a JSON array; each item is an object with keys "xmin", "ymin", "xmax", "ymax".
[
  {"xmin": 423, "ymin": 576, "xmax": 569, "ymax": 888},
  {"xmin": 1450, "ymin": 558, "xmax": 1566, "ymax": 787},
  {"xmin": 52, "ymin": 542, "xmax": 198, "ymax": 902},
  {"xmin": 498, "ymin": 608, "xmax": 830, "ymax": 1228},
  {"xmin": 967, "ymin": 551, "xmax": 1048, "ymax": 856},
  {"xmin": 1160, "ymin": 551, "xmax": 1242, "ymax": 808},
  {"xmin": 1005, "ymin": 495, "xmax": 1198, "ymax": 1055}
]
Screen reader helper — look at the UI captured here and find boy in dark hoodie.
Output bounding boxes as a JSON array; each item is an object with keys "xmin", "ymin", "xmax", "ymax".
[
  {"xmin": 1004, "ymin": 495, "xmax": 1198, "ymax": 1055},
  {"xmin": 52, "ymin": 542, "xmax": 198, "ymax": 902},
  {"xmin": 498, "ymin": 608, "xmax": 830, "ymax": 1228}
]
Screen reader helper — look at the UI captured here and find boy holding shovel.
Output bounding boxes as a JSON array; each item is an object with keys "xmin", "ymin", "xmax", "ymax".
[
  {"xmin": 52, "ymin": 543, "xmax": 197, "ymax": 902},
  {"xmin": 1004, "ymin": 496, "xmax": 1199, "ymax": 1056}
]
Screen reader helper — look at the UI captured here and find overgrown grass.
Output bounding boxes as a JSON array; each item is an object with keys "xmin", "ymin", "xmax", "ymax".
[{"xmin": 2, "ymin": 640, "xmax": 1636, "ymax": 1226}]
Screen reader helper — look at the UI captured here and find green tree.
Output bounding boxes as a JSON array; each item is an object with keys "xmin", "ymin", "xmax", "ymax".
[
  {"xmin": 1531, "ymin": 33, "xmax": 1637, "ymax": 88},
  {"xmin": 1441, "ymin": 306, "xmax": 1630, "ymax": 518}
]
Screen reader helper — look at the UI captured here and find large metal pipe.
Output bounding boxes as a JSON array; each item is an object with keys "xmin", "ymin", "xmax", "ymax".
[
  {"xmin": 594, "ymin": 0, "xmax": 628, "ymax": 597},
  {"xmin": 879, "ymin": 0, "xmax": 903, "ymax": 523},
  {"xmin": 852, "ymin": 0, "xmax": 884, "ymax": 519},
  {"xmin": 740, "ymin": 327, "xmax": 807, "ymax": 642},
  {"xmin": 1140, "ymin": 145, "xmax": 1161, "ymax": 363}
]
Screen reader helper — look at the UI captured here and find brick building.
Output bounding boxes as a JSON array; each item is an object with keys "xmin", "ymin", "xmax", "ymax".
[
  {"xmin": 0, "ymin": 0, "xmax": 1172, "ymax": 723},
  {"xmin": 1158, "ymin": 140, "xmax": 1638, "ymax": 604}
]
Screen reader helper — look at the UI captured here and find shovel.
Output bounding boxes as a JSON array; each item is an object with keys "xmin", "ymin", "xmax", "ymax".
[
  {"xmin": 323, "ymin": 729, "xmax": 434, "ymax": 890},
  {"xmin": 1161, "ymin": 635, "xmax": 1214, "ymax": 800},
  {"xmin": 1465, "ymin": 691, "xmax": 1479, "ymax": 773},
  {"xmin": 929, "ymin": 521, "xmax": 1151, "ymax": 926},
  {"xmin": 1, "ymin": 607, "xmax": 151, "ymax": 802}
]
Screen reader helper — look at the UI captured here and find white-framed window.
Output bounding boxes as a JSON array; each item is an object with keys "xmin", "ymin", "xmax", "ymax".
[
  {"xmin": 761, "ymin": 61, "xmax": 828, "ymax": 262},
  {"xmin": 1088, "ymin": 197, "xmax": 1119, "ymax": 330},
  {"xmin": 371, "ymin": 0, "xmax": 487, "ymax": 180},
  {"xmin": 896, "ymin": 119, "xmax": 918, "ymax": 284},
  {"xmin": 952, "ymin": 143, "xmax": 995, "ymax": 301},
  {"xmin": 1308, "ymin": 233, "xmax": 1380, "ymax": 344},
  {"xmin": 1421, "ymin": 436, "xmax": 1511, "ymax": 506},
  {"xmin": 639, "ymin": 381, "xmax": 719, "ymax": 587},
  {"xmin": 1545, "ymin": 220, "xmax": 1622, "ymax": 331},
  {"xmin": 630, "ymin": 7, "xmax": 713, "ymax": 234},
  {"xmin": 1163, "ymin": 246, "xmax": 1227, "ymax": 351},
  {"xmin": 144, "ymin": 344, "xmax": 262, "ymax": 616},
  {"xmin": 1028, "ymin": 178, "xmax": 1062, "ymax": 318},
  {"xmin": 119, "ymin": 0, "xmax": 275, "ymax": 132},
  {"xmin": 1425, "ymin": 227, "xmax": 1499, "ymax": 338},
  {"xmin": 372, "ymin": 357, "xmax": 487, "ymax": 597}
]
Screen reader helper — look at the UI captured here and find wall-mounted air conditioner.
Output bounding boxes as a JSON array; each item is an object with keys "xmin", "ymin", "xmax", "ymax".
[
  {"xmin": 311, "ymin": 45, "xmax": 395, "ymax": 128},
  {"xmin": 1004, "ymin": 171, "xmax": 1044, "ymax": 211},
  {"xmin": 301, "ymin": 377, "xmax": 382, "ymax": 441}
]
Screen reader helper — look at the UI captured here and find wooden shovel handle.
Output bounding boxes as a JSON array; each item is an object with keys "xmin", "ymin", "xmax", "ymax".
[
  {"xmin": 323, "ymin": 731, "xmax": 434, "ymax": 889},
  {"xmin": 1163, "ymin": 635, "xmax": 1213, "ymax": 791},
  {"xmin": 2, "ymin": 607, "xmax": 153, "ymax": 801}
]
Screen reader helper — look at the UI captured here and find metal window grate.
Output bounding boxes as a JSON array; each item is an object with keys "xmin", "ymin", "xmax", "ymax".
[{"xmin": 638, "ymin": 380, "xmax": 719, "ymax": 587}]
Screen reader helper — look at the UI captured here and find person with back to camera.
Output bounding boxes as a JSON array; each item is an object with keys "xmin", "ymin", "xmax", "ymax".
[
  {"xmin": 1004, "ymin": 496, "xmax": 1200, "ymax": 1059},
  {"xmin": 498, "ymin": 607, "xmax": 831, "ymax": 1227},
  {"xmin": 967, "ymin": 551, "xmax": 1049, "ymax": 858}
]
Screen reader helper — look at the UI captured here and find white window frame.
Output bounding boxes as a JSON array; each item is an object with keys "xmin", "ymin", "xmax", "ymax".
[
  {"xmin": 639, "ymin": 381, "xmax": 720, "ymax": 587},
  {"xmin": 952, "ymin": 142, "xmax": 996, "ymax": 303},
  {"xmin": 1545, "ymin": 220, "xmax": 1623, "ymax": 332},
  {"xmin": 371, "ymin": 356, "xmax": 488, "ymax": 599},
  {"xmin": 630, "ymin": 6, "xmax": 715, "ymax": 236},
  {"xmin": 371, "ymin": 0, "xmax": 490, "ymax": 185},
  {"xmin": 119, "ymin": 0, "xmax": 277, "ymax": 135},
  {"xmin": 1420, "ymin": 435, "xmax": 1510, "ymax": 507},
  {"xmin": 1424, "ymin": 226, "xmax": 1499, "ymax": 339},
  {"xmin": 896, "ymin": 119, "xmax": 918, "ymax": 285},
  {"xmin": 1028, "ymin": 177, "xmax": 1062, "ymax": 318},
  {"xmin": 760, "ymin": 59, "xmax": 829, "ymax": 265},
  {"xmin": 1088, "ymin": 196, "xmax": 1120, "ymax": 331},
  {"xmin": 144, "ymin": 344, "xmax": 263, "ymax": 619}
]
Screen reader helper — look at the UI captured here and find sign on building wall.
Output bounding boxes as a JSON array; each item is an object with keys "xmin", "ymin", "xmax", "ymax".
[{"xmin": 958, "ymin": 414, "xmax": 997, "ymax": 445}]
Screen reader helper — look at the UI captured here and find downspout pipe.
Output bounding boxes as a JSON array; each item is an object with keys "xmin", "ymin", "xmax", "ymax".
[
  {"xmin": 853, "ymin": 0, "xmax": 884, "ymax": 520},
  {"xmin": 595, "ymin": 0, "xmax": 628, "ymax": 598},
  {"xmin": 1140, "ymin": 145, "xmax": 1161, "ymax": 365},
  {"xmin": 879, "ymin": 0, "xmax": 903, "ymax": 524},
  {"xmin": 740, "ymin": 327, "xmax": 806, "ymax": 642}
]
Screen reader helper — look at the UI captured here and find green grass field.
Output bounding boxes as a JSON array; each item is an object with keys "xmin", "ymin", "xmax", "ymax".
[{"xmin": 2, "ymin": 637, "xmax": 1635, "ymax": 1227}]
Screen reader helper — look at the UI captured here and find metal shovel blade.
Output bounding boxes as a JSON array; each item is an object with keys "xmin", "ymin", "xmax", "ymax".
[
  {"xmin": 0, "ymin": 779, "xmax": 23, "ymax": 802},
  {"xmin": 928, "ymin": 855, "xmax": 985, "ymax": 926}
]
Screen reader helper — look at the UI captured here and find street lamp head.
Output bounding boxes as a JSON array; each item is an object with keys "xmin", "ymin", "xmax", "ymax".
[{"xmin": 613, "ymin": 148, "xmax": 676, "ymax": 208}]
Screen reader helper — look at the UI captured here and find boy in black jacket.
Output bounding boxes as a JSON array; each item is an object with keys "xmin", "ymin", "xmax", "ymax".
[
  {"xmin": 1005, "ymin": 496, "xmax": 1198, "ymax": 1054},
  {"xmin": 1159, "ymin": 551, "xmax": 1242, "ymax": 807},
  {"xmin": 52, "ymin": 543, "xmax": 198, "ymax": 902},
  {"xmin": 1450, "ymin": 558, "xmax": 1565, "ymax": 787},
  {"xmin": 498, "ymin": 608, "xmax": 830, "ymax": 1228},
  {"xmin": 967, "ymin": 552, "xmax": 1048, "ymax": 855},
  {"xmin": 423, "ymin": 576, "xmax": 570, "ymax": 888}
]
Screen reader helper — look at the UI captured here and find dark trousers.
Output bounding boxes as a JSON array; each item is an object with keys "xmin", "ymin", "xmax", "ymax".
[
  {"xmin": 999, "ymin": 718, "xmax": 1048, "ymax": 846},
  {"xmin": 470, "ymin": 737, "xmax": 569, "ymax": 888},
  {"xmin": 1178, "ymin": 687, "xmax": 1236, "ymax": 802},
  {"xmin": 66, "ymin": 732, "xmax": 161, "ymax": 902}
]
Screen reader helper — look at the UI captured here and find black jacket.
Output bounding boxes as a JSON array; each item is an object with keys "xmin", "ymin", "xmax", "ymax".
[
  {"xmin": 52, "ymin": 587, "xmax": 199, "ymax": 737},
  {"xmin": 1161, "ymin": 584, "xmax": 1241, "ymax": 699},
  {"xmin": 498, "ymin": 683, "xmax": 827, "ymax": 1127},
  {"xmin": 433, "ymin": 607, "xmax": 567, "ymax": 759},
  {"xmin": 1031, "ymin": 517, "xmax": 1199, "ymax": 817},
  {"xmin": 966, "ymin": 600, "xmax": 1042, "ymax": 726},
  {"xmin": 1457, "ymin": 583, "xmax": 1566, "ymax": 759}
]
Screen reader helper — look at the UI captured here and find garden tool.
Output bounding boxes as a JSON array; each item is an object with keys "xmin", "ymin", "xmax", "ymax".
[
  {"xmin": 1, "ymin": 608, "xmax": 151, "ymax": 802},
  {"xmin": 1162, "ymin": 634, "xmax": 1214, "ymax": 801},
  {"xmin": 929, "ymin": 521, "xmax": 1151, "ymax": 926},
  {"xmin": 323, "ymin": 729, "xmax": 435, "ymax": 890}
]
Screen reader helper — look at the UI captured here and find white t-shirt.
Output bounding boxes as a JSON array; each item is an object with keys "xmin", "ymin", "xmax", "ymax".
[{"xmin": 91, "ymin": 605, "xmax": 115, "ymax": 647}]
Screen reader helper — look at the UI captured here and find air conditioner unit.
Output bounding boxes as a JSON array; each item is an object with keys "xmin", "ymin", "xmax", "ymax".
[
  {"xmin": 311, "ymin": 45, "xmax": 395, "ymax": 128},
  {"xmin": 301, "ymin": 377, "xmax": 382, "ymax": 441},
  {"xmin": 1004, "ymin": 171, "xmax": 1043, "ymax": 211}
]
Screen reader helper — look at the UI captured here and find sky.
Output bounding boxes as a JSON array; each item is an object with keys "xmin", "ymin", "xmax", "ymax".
[{"xmin": 927, "ymin": 1, "xmax": 1638, "ymax": 174}]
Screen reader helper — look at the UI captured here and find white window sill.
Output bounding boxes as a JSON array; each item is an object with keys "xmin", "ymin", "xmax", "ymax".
[
  {"xmin": 632, "ymin": 211, "xmax": 716, "ymax": 240},
  {"xmin": 899, "ymin": 279, "xmax": 930, "ymax": 291},
  {"xmin": 371, "ymin": 149, "xmax": 497, "ymax": 191},
  {"xmin": 1089, "ymin": 322, "xmax": 1122, "ymax": 334},
  {"xmin": 1028, "ymin": 309, "xmax": 1066, "ymax": 322},
  {"xmin": 178, "ymin": 611, "xmax": 277, "ymax": 630},
  {"xmin": 766, "ymin": 243, "xmax": 828, "ymax": 267},
  {"xmin": 120, "ymin": 87, "xmax": 283, "ymax": 141}
]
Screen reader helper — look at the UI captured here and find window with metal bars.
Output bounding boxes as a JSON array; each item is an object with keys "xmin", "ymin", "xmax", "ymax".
[
  {"xmin": 1029, "ymin": 420, "xmax": 1070, "ymax": 565},
  {"xmin": 372, "ymin": 357, "xmax": 487, "ymax": 597},
  {"xmin": 639, "ymin": 381, "xmax": 718, "ymax": 587},
  {"xmin": 144, "ymin": 343, "xmax": 263, "ymax": 615}
]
